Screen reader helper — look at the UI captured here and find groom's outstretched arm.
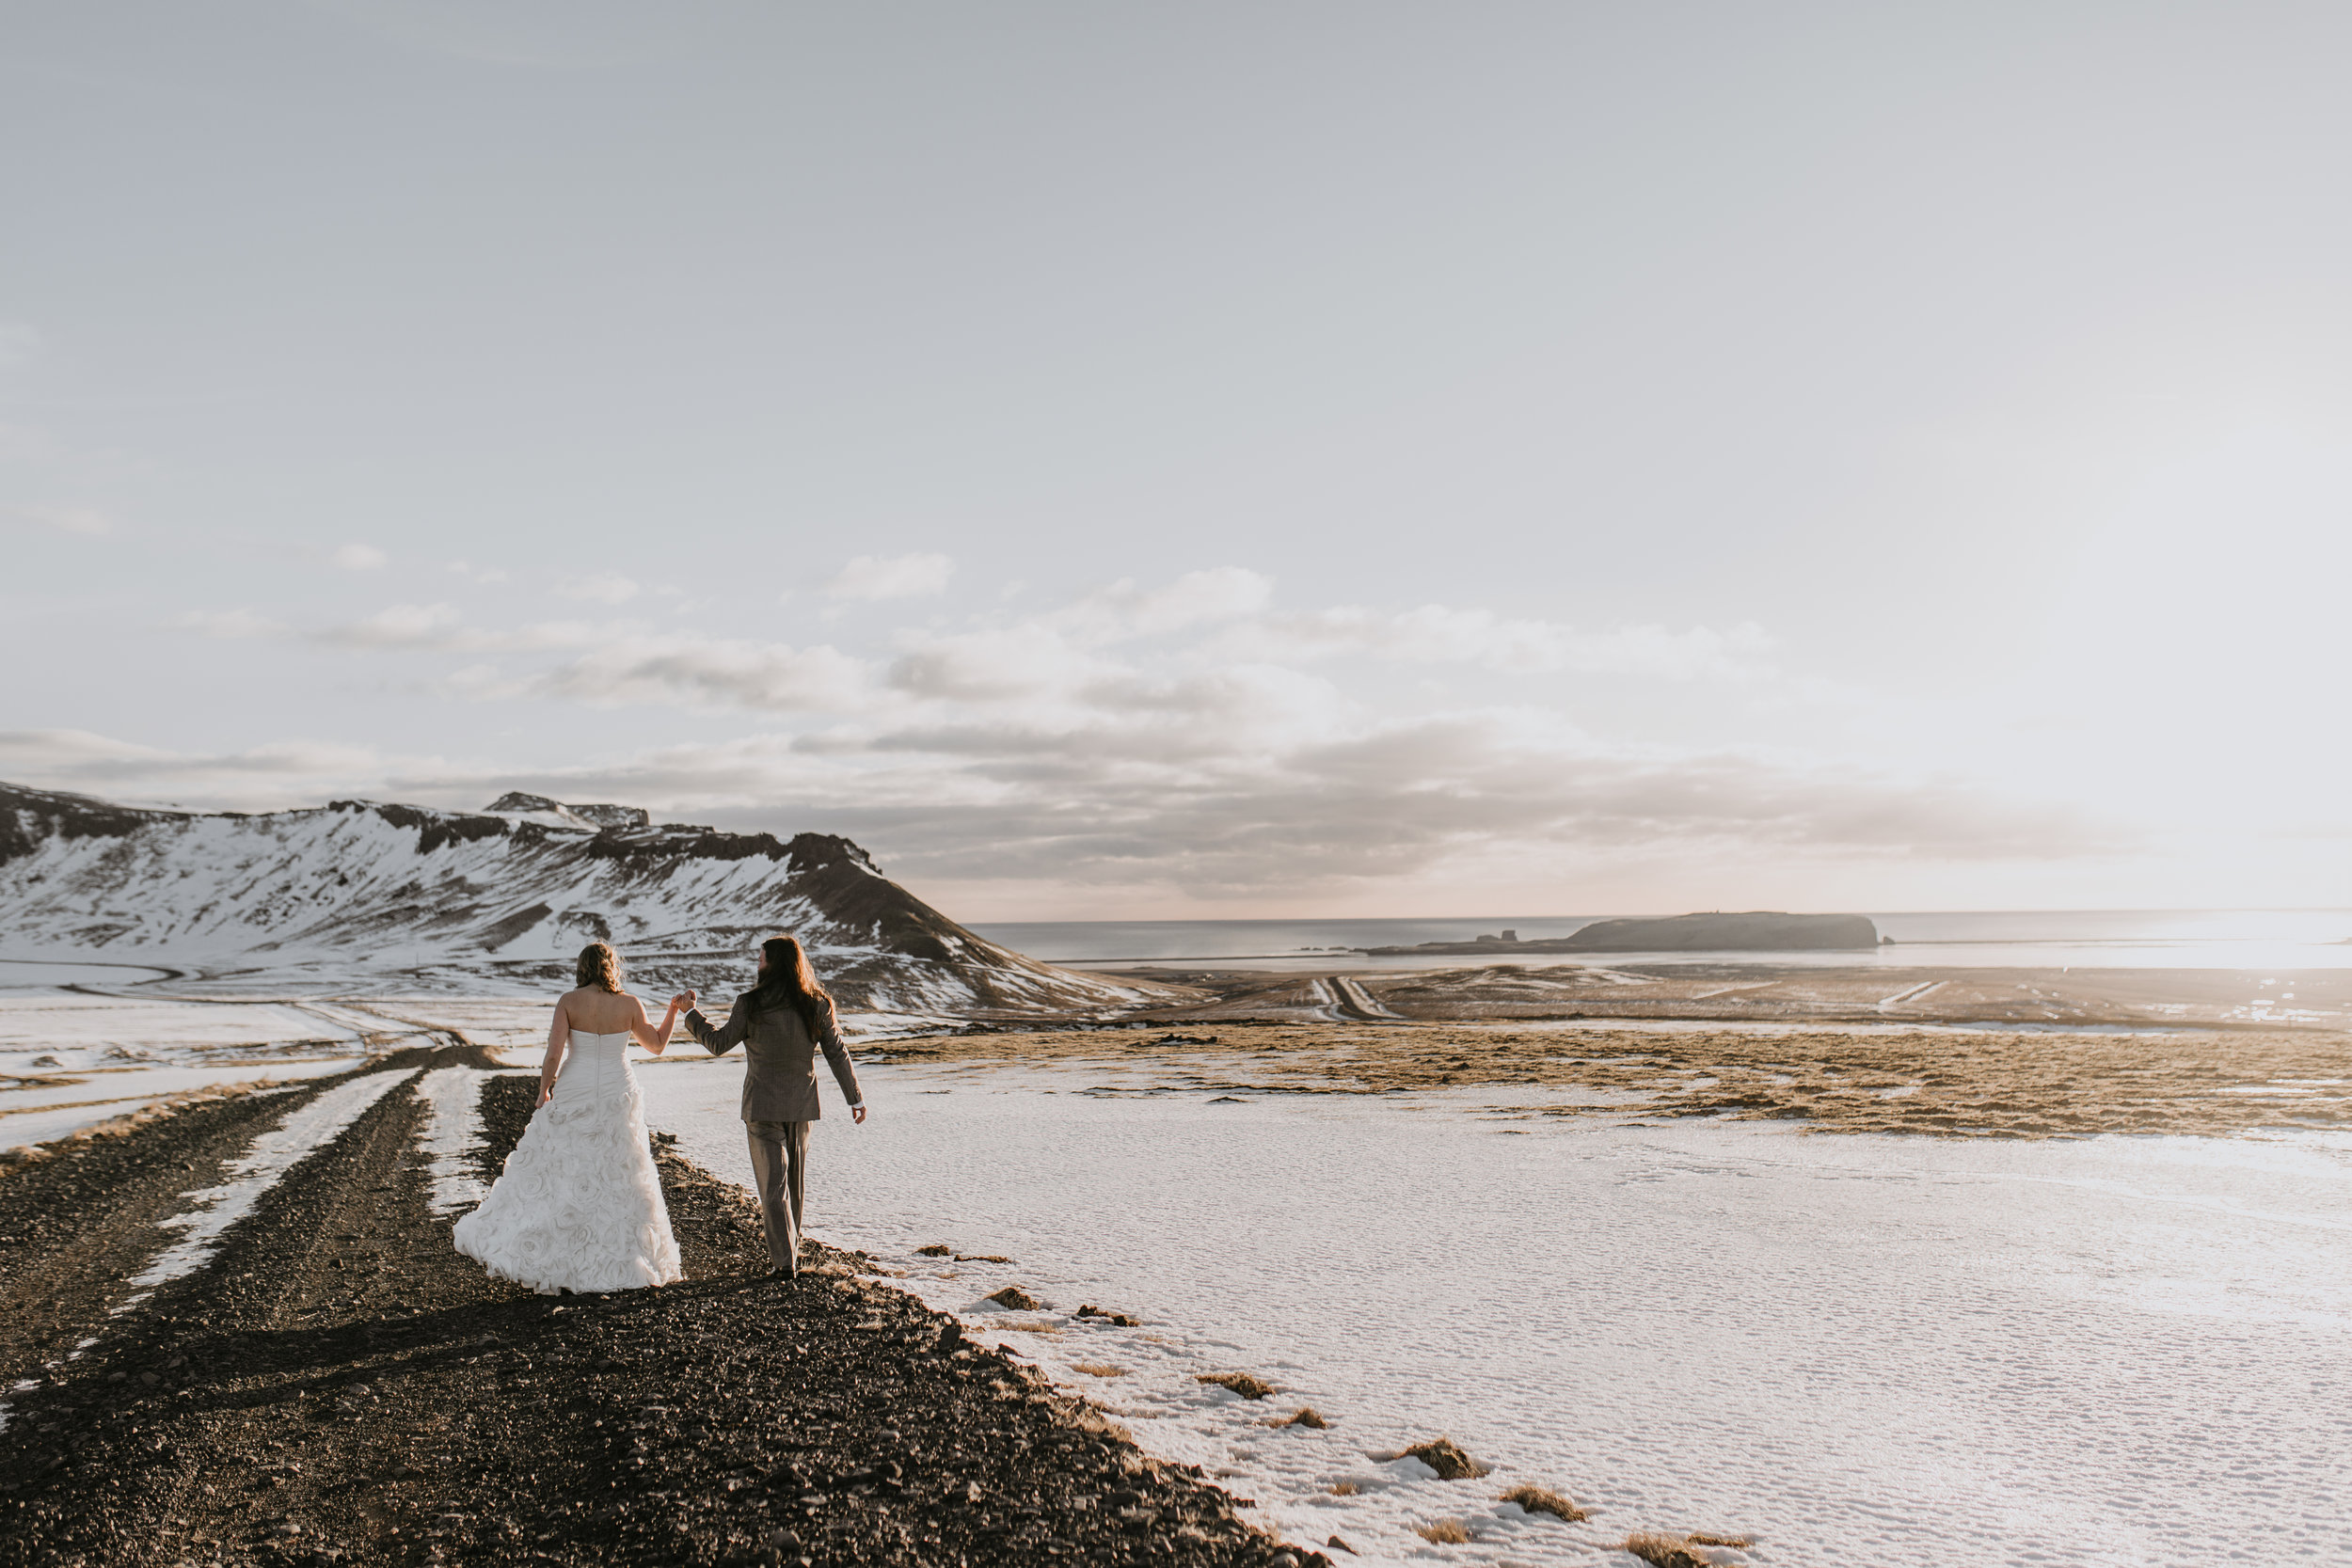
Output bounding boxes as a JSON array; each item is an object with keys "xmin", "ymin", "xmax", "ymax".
[{"xmin": 682, "ymin": 994, "xmax": 752, "ymax": 1056}]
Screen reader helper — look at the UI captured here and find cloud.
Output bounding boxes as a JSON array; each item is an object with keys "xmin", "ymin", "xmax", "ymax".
[
  {"xmin": 526, "ymin": 635, "xmax": 874, "ymax": 713},
  {"xmin": 0, "ymin": 729, "xmax": 398, "ymax": 807},
  {"xmin": 880, "ymin": 568, "xmax": 1279, "ymax": 701},
  {"xmin": 1112, "ymin": 567, "xmax": 1273, "ymax": 636},
  {"xmin": 886, "ymin": 623, "xmax": 1101, "ymax": 703},
  {"xmin": 95, "ymin": 563, "xmax": 2134, "ymax": 900},
  {"xmin": 437, "ymin": 663, "xmax": 527, "ymax": 702},
  {"xmin": 759, "ymin": 713, "xmax": 2116, "ymax": 895},
  {"xmin": 827, "ymin": 552, "xmax": 955, "ymax": 601},
  {"xmin": 174, "ymin": 608, "xmax": 288, "ymax": 640},
  {"xmin": 0, "ymin": 322, "xmax": 39, "ymax": 369},
  {"xmin": 0, "ymin": 424, "xmax": 60, "ymax": 463},
  {"xmin": 446, "ymin": 559, "xmax": 509, "ymax": 586},
  {"xmin": 1042, "ymin": 568, "xmax": 1276, "ymax": 646},
  {"xmin": 299, "ymin": 605, "xmax": 600, "ymax": 654},
  {"xmin": 1220, "ymin": 604, "xmax": 1775, "ymax": 679},
  {"xmin": 316, "ymin": 602, "xmax": 463, "ymax": 649},
  {"xmin": 332, "ymin": 543, "xmax": 389, "ymax": 571},
  {"xmin": 0, "ymin": 701, "xmax": 2125, "ymax": 904},
  {"xmin": 556, "ymin": 571, "xmax": 639, "ymax": 605},
  {"xmin": 16, "ymin": 505, "xmax": 113, "ymax": 537}
]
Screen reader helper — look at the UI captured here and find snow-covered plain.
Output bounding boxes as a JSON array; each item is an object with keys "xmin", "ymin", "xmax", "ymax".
[
  {"xmin": 0, "ymin": 988, "xmax": 898, "ymax": 1156},
  {"xmin": 639, "ymin": 1055, "xmax": 2352, "ymax": 1567},
  {"xmin": 0, "ymin": 992, "xmax": 389, "ymax": 1149}
]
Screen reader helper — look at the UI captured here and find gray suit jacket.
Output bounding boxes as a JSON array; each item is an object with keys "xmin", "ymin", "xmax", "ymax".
[{"xmin": 683, "ymin": 993, "xmax": 862, "ymax": 1123}]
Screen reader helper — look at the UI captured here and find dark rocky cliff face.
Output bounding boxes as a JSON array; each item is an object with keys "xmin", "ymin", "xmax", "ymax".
[
  {"xmin": 485, "ymin": 791, "xmax": 651, "ymax": 829},
  {"xmin": 0, "ymin": 782, "xmax": 1169, "ymax": 1021},
  {"xmin": 1562, "ymin": 912, "xmax": 1881, "ymax": 951},
  {"xmin": 0, "ymin": 782, "xmax": 183, "ymax": 865}
]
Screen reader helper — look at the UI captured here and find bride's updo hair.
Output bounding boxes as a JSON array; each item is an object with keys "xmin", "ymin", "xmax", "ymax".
[{"xmin": 576, "ymin": 942, "xmax": 623, "ymax": 993}]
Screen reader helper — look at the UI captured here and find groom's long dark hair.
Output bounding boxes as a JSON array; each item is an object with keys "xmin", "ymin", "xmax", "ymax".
[{"xmin": 747, "ymin": 933, "xmax": 836, "ymax": 1035}]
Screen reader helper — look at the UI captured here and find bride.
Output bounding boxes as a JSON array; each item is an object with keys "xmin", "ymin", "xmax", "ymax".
[{"xmin": 453, "ymin": 942, "xmax": 688, "ymax": 1293}]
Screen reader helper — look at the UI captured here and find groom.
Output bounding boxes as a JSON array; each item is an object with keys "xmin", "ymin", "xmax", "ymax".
[{"xmin": 675, "ymin": 947, "xmax": 866, "ymax": 1281}]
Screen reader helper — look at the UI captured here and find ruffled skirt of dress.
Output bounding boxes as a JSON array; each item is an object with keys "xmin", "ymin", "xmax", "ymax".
[{"xmin": 452, "ymin": 1067, "xmax": 683, "ymax": 1294}]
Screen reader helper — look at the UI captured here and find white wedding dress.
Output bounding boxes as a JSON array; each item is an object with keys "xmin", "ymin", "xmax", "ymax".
[{"xmin": 453, "ymin": 1029, "xmax": 683, "ymax": 1294}]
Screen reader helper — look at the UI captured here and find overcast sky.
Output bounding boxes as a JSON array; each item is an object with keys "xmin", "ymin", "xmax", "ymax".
[{"xmin": 5, "ymin": 2, "xmax": 2349, "ymax": 919}]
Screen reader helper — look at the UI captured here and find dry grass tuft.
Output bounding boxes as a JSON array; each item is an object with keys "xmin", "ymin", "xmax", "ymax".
[
  {"xmin": 914, "ymin": 1243, "xmax": 951, "ymax": 1257},
  {"xmin": 1195, "ymin": 1370, "xmax": 1277, "ymax": 1400},
  {"xmin": 1071, "ymin": 1362, "xmax": 1128, "ymax": 1377},
  {"xmin": 1622, "ymin": 1531, "xmax": 1753, "ymax": 1567},
  {"xmin": 1498, "ymin": 1482, "xmax": 1586, "ymax": 1522},
  {"xmin": 1272, "ymin": 1405, "xmax": 1329, "ymax": 1429},
  {"xmin": 1383, "ymin": 1437, "xmax": 1488, "ymax": 1481},
  {"xmin": 1413, "ymin": 1519, "xmax": 1473, "ymax": 1544},
  {"xmin": 878, "ymin": 1014, "xmax": 2352, "ymax": 1142},
  {"xmin": 1327, "ymin": 1481, "xmax": 1360, "ymax": 1497},
  {"xmin": 956, "ymin": 1253, "xmax": 1013, "ymax": 1263},
  {"xmin": 995, "ymin": 1320, "xmax": 1059, "ymax": 1335},
  {"xmin": 984, "ymin": 1285, "xmax": 1043, "ymax": 1311}
]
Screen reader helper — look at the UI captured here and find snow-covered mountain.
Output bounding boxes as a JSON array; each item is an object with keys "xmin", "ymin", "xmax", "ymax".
[{"xmin": 0, "ymin": 782, "xmax": 1173, "ymax": 1022}]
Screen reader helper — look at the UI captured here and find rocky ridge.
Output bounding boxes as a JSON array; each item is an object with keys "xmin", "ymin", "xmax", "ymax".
[{"xmin": 0, "ymin": 782, "xmax": 1173, "ymax": 1022}]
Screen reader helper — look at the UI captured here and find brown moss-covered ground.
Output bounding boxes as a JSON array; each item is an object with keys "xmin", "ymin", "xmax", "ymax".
[{"xmin": 873, "ymin": 1021, "xmax": 2352, "ymax": 1138}]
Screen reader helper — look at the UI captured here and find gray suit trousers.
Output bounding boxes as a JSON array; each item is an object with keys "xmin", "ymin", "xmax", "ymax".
[{"xmin": 746, "ymin": 1119, "xmax": 810, "ymax": 1274}]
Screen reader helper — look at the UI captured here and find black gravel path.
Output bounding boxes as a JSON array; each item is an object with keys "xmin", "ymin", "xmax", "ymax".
[{"xmin": 0, "ymin": 1062, "xmax": 1326, "ymax": 1568}]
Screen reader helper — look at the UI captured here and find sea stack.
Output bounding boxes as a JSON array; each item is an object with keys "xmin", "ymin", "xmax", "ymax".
[{"xmin": 1560, "ymin": 911, "xmax": 1880, "ymax": 951}]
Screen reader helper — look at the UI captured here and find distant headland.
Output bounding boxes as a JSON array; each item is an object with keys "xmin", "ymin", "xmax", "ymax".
[{"xmin": 1362, "ymin": 911, "xmax": 1883, "ymax": 956}]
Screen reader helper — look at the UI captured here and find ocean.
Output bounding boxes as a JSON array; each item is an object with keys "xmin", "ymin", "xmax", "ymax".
[{"xmin": 969, "ymin": 908, "xmax": 2352, "ymax": 972}]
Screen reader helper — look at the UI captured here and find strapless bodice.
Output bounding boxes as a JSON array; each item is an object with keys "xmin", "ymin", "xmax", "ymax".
[{"xmin": 555, "ymin": 1029, "xmax": 635, "ymax": 1098}]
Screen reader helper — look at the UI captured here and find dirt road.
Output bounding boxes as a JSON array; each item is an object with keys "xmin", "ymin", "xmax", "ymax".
[{"xmin": 0, "ymin": 1059, "xmax": 1322, "ymax": 1568}]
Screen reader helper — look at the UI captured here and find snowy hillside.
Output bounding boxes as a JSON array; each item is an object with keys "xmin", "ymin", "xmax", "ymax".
[{"xmin": 0, "ymin": 782, "xmax": 1172, "ymax": 1021}]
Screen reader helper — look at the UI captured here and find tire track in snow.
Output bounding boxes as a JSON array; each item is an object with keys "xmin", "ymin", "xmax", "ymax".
[
  {"xmin": 120, "ymin": 1068, "xmax": 422, "ymax": 1303},
  {"xmin": 1328, "ymin": 975, "xmax": 1401, "ymax": 1020},
  {"xmin": 414, "ymin": 1066, "xmax": 528, "ymax": 1217},
  {"xmin": 1300, "ymin": 977, "xmax": 1345, "ymax": 1021}
]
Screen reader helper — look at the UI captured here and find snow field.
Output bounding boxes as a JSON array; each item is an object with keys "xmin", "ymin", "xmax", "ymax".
[
  {"xmin": 0, "ymin": 993, "xmax": 404, "ymax": 1150},
  {"xmin": 415, "ymin": 1068, "xmax": 493, "ymax": 1216},
  {"xmin": 0, "ymin": 994, "xmax": 387, "ymax": 1062},
  {"xmin": 638, "ymin": 1059, "xmax": 2352, "ymax": 1568},
  {"xmin": 0, "ymin": 1061, "xmax": 366, "ymax": 1149}
]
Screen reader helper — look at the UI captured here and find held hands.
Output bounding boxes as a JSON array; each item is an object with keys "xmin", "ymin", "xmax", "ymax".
[{"xmin": 670, "ymin": 990, "xmax": 697, "ymax": 1011}]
